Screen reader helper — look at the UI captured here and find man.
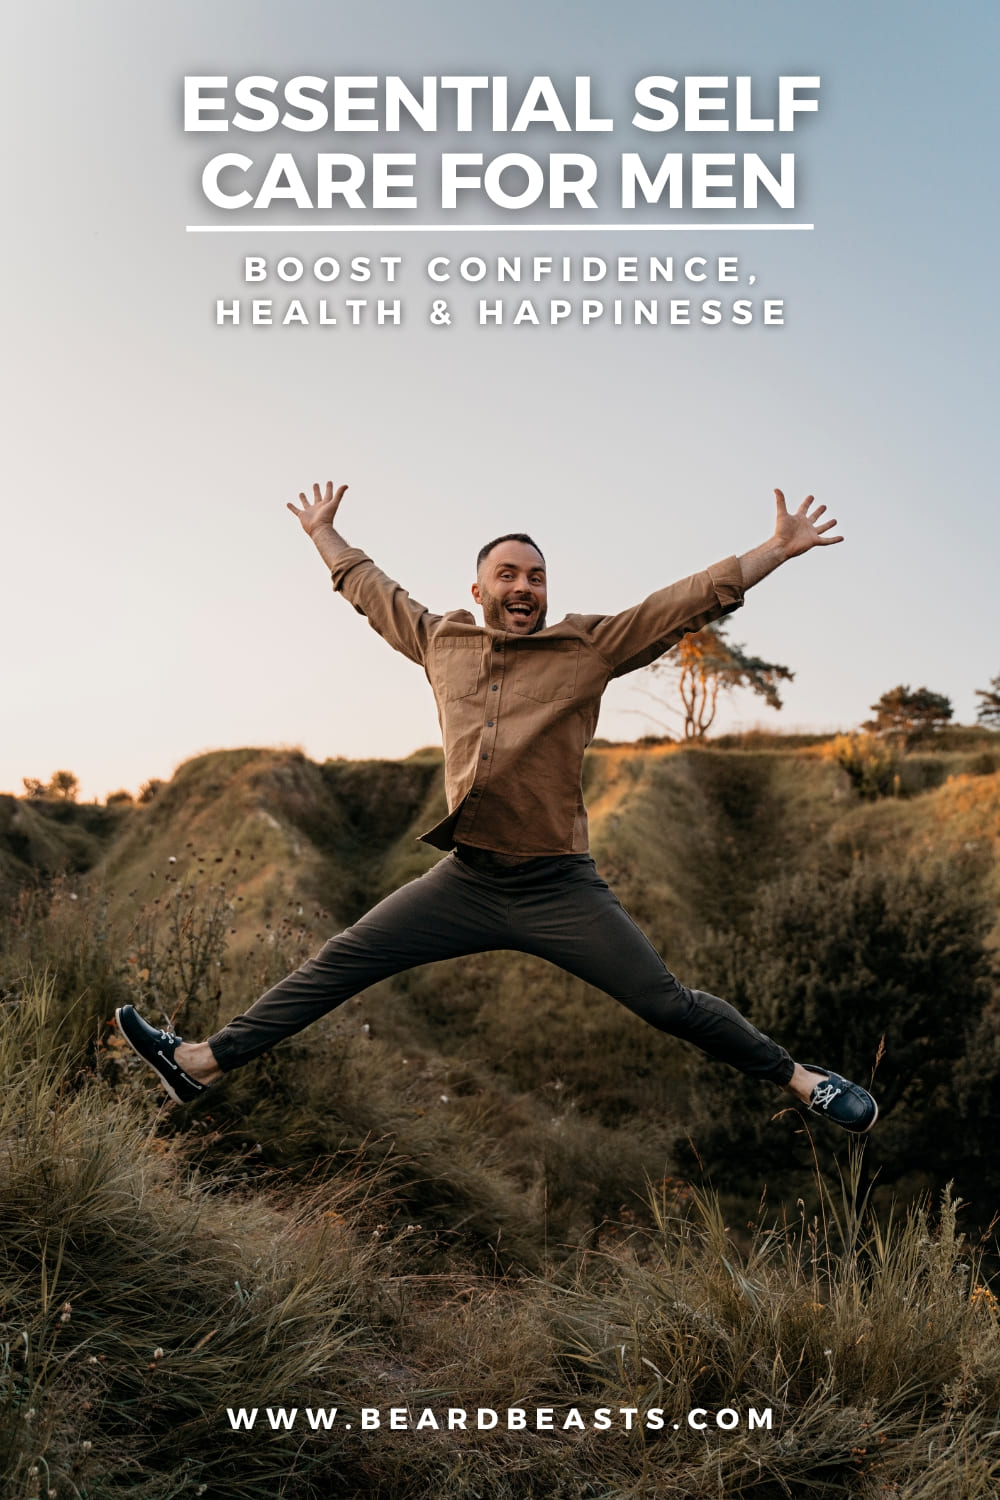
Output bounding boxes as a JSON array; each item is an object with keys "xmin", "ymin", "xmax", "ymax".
[{"xmin": 117, "ymin": 481, "xmax": 877, "ymax": 1134}]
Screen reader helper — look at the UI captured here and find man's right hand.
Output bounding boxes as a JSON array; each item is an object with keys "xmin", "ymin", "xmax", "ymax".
[{"xmin": 286, "ymin": 480, "xmax": 348, "ymax": 536}]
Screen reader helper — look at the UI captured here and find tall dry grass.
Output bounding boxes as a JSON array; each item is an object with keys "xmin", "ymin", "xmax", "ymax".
[
  {"xmin": 1, "ymin": 976, "xmax": 386, "ymax": 1498},
  {"xmin": 3, "ymin": 971, "xmax": 1000, "ymax": 1498}
]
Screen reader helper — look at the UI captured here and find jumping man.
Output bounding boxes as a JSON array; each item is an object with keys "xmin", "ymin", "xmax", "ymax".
[{"xmin": 116, "ymin": 481, "xmax": 878, "ymax": 1134}]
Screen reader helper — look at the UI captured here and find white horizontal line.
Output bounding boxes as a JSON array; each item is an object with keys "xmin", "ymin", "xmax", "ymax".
[{"xmin": 186, "ymin": 222, "xmax": 813, "ymax": 234}]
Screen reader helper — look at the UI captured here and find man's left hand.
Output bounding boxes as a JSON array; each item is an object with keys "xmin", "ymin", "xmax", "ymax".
[{"xmin": 773, "ymin": 488, "xmax": 843, "ymax": 559}]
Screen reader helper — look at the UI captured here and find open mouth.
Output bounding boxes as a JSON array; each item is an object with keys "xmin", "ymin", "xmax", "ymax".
[{"xmin": 504, "ymin": 601, "xmax": 536, "ymax": 625}]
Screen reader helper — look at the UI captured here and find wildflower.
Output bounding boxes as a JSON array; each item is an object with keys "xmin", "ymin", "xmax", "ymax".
[
  {"xmin": 60, "ymin": 1301, "xmax": 72, "ymax": 1323},
  {"xmin": 153, "ymin": 1347, "xmax": 164, "ymax": 1359}
]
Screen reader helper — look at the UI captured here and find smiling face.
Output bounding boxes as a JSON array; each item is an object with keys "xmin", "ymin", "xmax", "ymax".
[{"xmin": 472, "ymin": 539, "xmax": 548, "ymax": 634}]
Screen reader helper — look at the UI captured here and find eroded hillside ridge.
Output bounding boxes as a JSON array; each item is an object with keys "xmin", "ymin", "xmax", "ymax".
[{"xmin": 4, "ymin": 743, "xmax": 999, "ymax": 952}]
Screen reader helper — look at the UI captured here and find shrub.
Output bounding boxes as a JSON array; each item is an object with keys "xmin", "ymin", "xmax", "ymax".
[
  {"xmin": 682, "ymin": 857, "xmax": 997, "ymax": 1207},
  {"xmin": 22, "ymin": 770, "xmax": 80, "ymax": 802},
  {"xmin": 823, "ymin": 733, "xmax": 899, "ymax": 799}
]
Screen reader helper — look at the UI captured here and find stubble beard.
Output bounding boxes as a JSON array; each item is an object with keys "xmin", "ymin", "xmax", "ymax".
[{"xmin": 479, "ymin": 587, "xmax": 547, "ymax": 635}]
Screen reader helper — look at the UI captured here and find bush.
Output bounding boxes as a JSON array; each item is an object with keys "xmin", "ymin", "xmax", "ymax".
[
  {"xmin": 22, "ymin": 770, "xmax": 79, "ymax": 802},
  {"xmin": 823, "ymin": 733, "xmax": 899, "ymax": 799},
  {"xmin": 682, "ymin": 858, "xmax": 997, "ymax": 1207}
]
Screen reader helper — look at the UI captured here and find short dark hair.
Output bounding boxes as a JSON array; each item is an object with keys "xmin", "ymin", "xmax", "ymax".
[{"xmin": 476, "ymin": 533, "xmax": 546, "ymax": 571}]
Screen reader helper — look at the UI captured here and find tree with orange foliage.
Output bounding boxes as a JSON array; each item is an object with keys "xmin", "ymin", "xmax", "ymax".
[{"xmin": 643, "ymin": 621, "xmax": 794, "ymax": 740}]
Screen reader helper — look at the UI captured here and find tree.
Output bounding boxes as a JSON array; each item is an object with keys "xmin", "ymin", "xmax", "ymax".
[
  {"xmin": 862, "ymin": 684, "xmax": 952, "ymax": 744},
  {"xmin": 642, "ymin": 620, "xmax": 794, "ymax": 740},
  {"xmin": 22, "ymin": 770, "xmax": 79, "ymax": 801},
  {"xmin": 47, "ymin": 770, "xmax": 79, "ymax": 801},
  {"xmin": 975, "ymin": 673, "xmax": 1000, "ymax": 729}
]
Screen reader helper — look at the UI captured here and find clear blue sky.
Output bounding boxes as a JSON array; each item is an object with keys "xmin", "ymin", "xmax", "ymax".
[{"xmin": 3, "ymin": 0, "xmax": 997, "ymax": 798}]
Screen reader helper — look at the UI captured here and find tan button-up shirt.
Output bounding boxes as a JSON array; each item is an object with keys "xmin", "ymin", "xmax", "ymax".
[{"xmin": 330, "ymin": 548, "xmax": 744, "ymax": 856}]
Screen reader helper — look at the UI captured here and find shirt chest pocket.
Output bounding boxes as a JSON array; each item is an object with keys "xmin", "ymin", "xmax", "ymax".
[
  {"xmin": 431, "ymin": 637, "xmax": 483, "ymax": 700},
  {"xmin": 511, "ymin": 640, "xmax": 580, "ymax": 702}
]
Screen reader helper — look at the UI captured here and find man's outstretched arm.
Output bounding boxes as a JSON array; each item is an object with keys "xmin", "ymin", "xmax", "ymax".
[
  {"xmin": 738, "ymin": 488, "xmax": 843, "ymax": 589},
  {"xmin": 287, "ymin": 478, "xmax": 441, "ymax": 666},
  {"xmin": 586, "ymin": 487, "xmax": 842, "ymax": 677}
]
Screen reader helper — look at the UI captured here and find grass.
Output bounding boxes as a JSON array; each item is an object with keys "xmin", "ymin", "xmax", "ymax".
[
  {"xmin": 2, "ymin": 740, "xmax": 1000, "ymax": 1496},
  {"xmin": 2, "ymin": 991, "xmax": 374, "ymax": 1497},
  {"xmin": 551, "ymin": 1153, "xmax": 1000, "ymax": 1498},
  {"xmin": 3, "ymin": 970, "xmax": 1000, "ymax": 1498}
]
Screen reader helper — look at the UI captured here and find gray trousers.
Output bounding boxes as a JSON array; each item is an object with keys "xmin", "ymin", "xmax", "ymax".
[{"xmin": 207, "ymin": 851, "xmax": 794, "ymax": 1085}]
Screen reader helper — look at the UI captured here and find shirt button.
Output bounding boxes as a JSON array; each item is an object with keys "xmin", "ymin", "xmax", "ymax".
[
  {"xmin": 481, "ymin": 753, "xmax": 489, "ymax": 760},
  {"xmin": 491, "ymin": 684, "xmax": 498, "ymax": 692},
  {"xmin": 487, "ymin": 720, "xmax": 494, "ymax": 727},
  {"xmin": 493, "ymin": 642, "xmax": 503, "ymax": 652}
]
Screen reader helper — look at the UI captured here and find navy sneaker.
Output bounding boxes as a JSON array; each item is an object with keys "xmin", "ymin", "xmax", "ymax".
[
  {"xmin": 115, "ymin": 1005, "xmax": 208, "ymax": 1104},
  {"xmin": 803, "ymin": 1065, "xmax": 878, "ymax": 1134}
]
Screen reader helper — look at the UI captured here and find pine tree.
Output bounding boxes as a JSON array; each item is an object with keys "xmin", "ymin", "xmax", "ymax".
[{"xmin": 974, "ymin": 673, "xmax": 1000, "ymax": 728}]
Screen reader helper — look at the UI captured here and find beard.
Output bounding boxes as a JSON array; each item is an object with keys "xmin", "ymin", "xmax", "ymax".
[{"xmin": 478, "ymin": 585, "xmax": 547, "ymax": 634}]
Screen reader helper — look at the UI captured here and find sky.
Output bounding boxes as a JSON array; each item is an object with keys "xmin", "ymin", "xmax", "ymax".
[{"xmin": 3, "ymin": 0, "xmax": 998, "ymax": 800}]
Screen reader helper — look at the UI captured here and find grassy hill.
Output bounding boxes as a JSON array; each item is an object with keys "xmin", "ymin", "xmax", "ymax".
[
  {"xmin": 0, "ymin": 793, "xmax": 129, "ymax": 890},
  {"xmin": 5, "ymin": 737, "xmax": 999, "ymax": 1130},
  {"xmin": 2, "ymin": 736, "xmax": 999, "ymax": 1496}
]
